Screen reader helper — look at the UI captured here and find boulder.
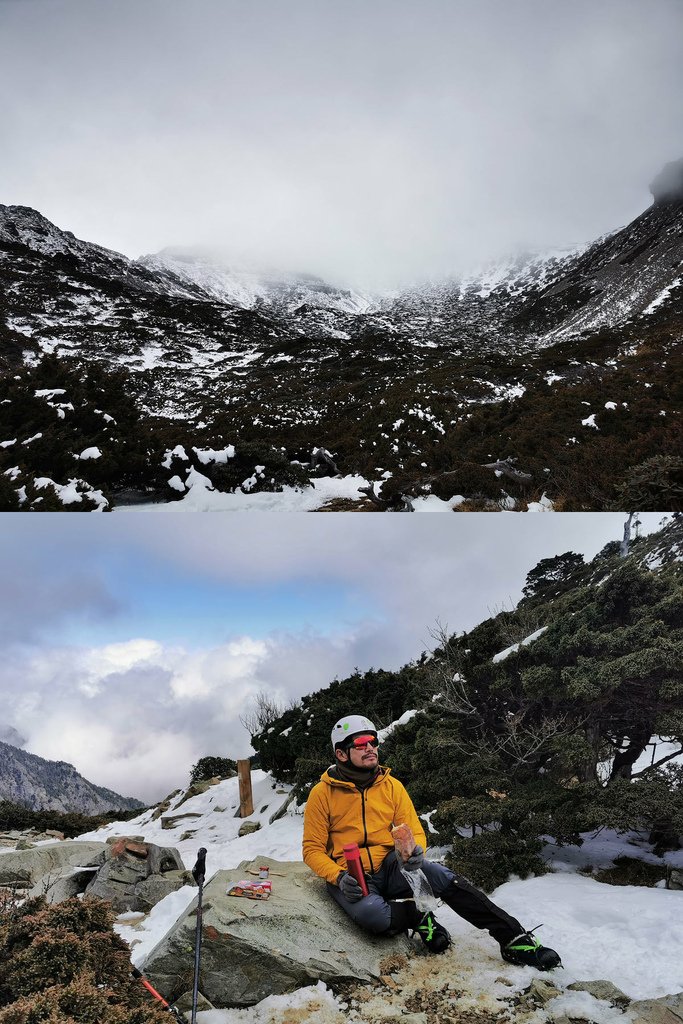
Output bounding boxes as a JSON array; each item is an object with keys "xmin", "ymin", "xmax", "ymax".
[
  {"xmin": 525, "ymin": 979, "xmax": 562, "ymax": 1005},
  {"xmin": 161, "ymin": 813, "xmax": 203, "ymax": 830},
  {"xmin": 84, "ymin": 837, "xmax": 187, "ymax": 912},
  {"xmin": 142, "ymin": 856, "xmax": 414, "ymax": 1008},
  {"xmin": 630, "ymin": 994, "xmax": 683, "ymax": 1024},
  {"xmin": 268, "ymin": 791, "xmax": 296, "ymax": 825},
  {"xmin": 567, "ymin": 980, "xmax": 630, "ymax": 1008},
  {"xmin": 174, "ymin": 778, "xmax": 222, "ymax": 810},
  {"xmin": 238, "ymin": 820, "xmax": 261, "ymax": 837},
  {"xmin": 667, "ymin": 869, "xmax": 683, "ymax": 890},
  {"xmin": 0, "ymin": 841, "xmax": 106, "ymax": 886},
  {"xmin": 30, "ymin": 867, "xmax": 99, "ymax": 905},
  {"xmin": 134, "ymin": 871, "xmax": 193, "ymax": 911}
]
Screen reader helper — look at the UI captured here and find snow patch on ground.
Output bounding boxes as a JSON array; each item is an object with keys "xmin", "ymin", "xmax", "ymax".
[{"xmin": 76, "ymin": 772, "xmax": 683, "ymax": 1020}]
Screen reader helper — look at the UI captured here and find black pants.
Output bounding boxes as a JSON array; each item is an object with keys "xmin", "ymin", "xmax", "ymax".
[{"xmin": 327, "ymin": 851, "xmax": 523, "ymax": 945}]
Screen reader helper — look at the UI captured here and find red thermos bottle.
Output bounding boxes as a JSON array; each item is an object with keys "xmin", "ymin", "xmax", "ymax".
[{"xmin": 342, "ymin": 842, "xmax": 369, "ymax": 896}]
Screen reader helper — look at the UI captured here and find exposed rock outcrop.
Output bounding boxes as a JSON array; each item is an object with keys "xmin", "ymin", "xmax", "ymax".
[
  {"xmin": 0, "ymin": 841, "xmax": 106, "ymax": 890},
  {"xmin": 141, "ymin": 856, "xmax": 414, "ymax": 1008},
  {"xmin": 84, "ymin": 837, "xmax": 189, "ymax": 911},
  {"xmin": 0, "ymin": 739, "xmax": 144, "ymax": 813},
  {"xmin": 0, "ymin": 837, "xmax": 190, "ymax": 911}
]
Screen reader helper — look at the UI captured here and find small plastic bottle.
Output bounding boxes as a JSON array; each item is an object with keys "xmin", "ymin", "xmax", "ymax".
[{"xmin": 259, "ymin": 865, "xmax": 269, "ymax": 880}]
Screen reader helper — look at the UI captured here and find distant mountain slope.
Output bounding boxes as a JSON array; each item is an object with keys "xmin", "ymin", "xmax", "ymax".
[
  {"xmin": 391, "ymin": 161, "xmax": 683, "ymax": 346},
  {"xmin": 138, "ymin": 248, "xmax": 374, "ymax": 314},
  {"xmin": 0, "ymin": 159, "xmax": 681, "ymax": 511},
  {"xmin": 0, "ymin": 739, "xmax": 144, "ymax": 814}
]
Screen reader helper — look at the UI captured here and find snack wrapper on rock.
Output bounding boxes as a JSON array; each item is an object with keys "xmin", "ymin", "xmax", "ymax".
[
  {"xmin": 227, "ymin": 879, "xmax": 272, "ymax": 900},
  {"xmin": 392, "ymin": 823, "xmax": 415, "ymax": 862}
]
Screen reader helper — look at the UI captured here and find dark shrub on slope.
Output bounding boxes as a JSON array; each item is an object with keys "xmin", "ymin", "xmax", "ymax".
[{"xmin": 0, "ymin": 897, "xmax": 169, "ymax": 1023}]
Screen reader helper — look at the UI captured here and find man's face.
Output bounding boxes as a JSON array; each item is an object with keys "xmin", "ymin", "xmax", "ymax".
[{"xmin": 337, "ymin": 733, "xmax": 379, "ymax": 769}]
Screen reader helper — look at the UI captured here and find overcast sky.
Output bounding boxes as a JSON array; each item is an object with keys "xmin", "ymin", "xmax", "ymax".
[
  {"xmin": 1, "ymin": 0, "xmax": 682, "ymax": 287},
  {"xmin": 0, "ymin": 513, "xmax": 667, "ymax": 803}
]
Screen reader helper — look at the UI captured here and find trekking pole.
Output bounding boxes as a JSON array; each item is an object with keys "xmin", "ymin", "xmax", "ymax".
[
  {"xmin": 190, "ymin": 847, "xmax": 207, "ymax": 1024},
  {"xmin": 131, "ymin": 967, "xmax": 184, "ymax": 1021}
]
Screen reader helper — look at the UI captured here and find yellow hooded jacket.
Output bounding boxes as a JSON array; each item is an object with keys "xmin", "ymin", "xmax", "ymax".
[{"xmin": 302, "ymin": 765, "xmax": 427, "ymax": 885}]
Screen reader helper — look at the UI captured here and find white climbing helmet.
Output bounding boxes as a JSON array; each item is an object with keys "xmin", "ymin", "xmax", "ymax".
[{"xmin": 331, "ymin": 714, "xmax": 377, "ymax": 752}]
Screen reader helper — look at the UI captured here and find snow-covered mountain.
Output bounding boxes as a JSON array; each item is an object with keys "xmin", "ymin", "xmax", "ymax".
[
  {"xmin": 138, "ymin": 248, "xmax": 374, "ymax": 315},
  {"xmin": 2, "ymin": 158, "xmax": 681, "ymax": 383},
  {"xmin": 0, "ymin": 157, "xmax": 681, "ymax": 510}
]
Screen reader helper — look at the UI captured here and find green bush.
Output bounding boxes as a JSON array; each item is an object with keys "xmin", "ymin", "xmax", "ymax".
[
  {"xmin": 445, "ymin": 824, "xmax": 548, "ymax": 892},
  {"xmin": 0, "ymin": 897, "xmax": 169, "ymax": 1023},
  {"xmin": 250, "ymin": 662, "xmax": 434, "ymax": 790},
  {"xmin": 189, "ymin": 756, "xmax": 237, "ymax": 785},
  {"xmin": 614, "ymin": 455, "xmax": 683, "ymax": 511}
]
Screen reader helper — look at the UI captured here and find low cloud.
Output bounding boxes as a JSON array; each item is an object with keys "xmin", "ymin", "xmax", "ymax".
[
  {"xmin": 3, "ymin": 627, "xmax": 384, "ymax": 802},
  {"xmin": 0, "ymin": 513, "xmax": 667, "ymax": 803}
]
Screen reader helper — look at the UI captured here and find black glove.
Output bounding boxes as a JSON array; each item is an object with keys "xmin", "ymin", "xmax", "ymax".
[
  {"xmin": 404, "ymin": 844, "xmax": 425, "ymax": 871},
  {"xmin": 338, "ymin": 871, "xmax": 364, "ymax": 902}
]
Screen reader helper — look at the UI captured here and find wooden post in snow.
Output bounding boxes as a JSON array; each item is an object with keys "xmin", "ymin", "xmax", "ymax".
[{"xmin": 237, "ymin": 759, "xmax": 254, "ymax": 817}]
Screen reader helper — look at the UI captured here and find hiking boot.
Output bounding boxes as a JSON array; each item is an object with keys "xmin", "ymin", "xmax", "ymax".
[
  {"xmin": 414, "ymin": 910, "xmax": 451, "ymax": 954},
  {"xmin": 501, "ymin": 930, "xmax": 561, "ymax": 971},
  {"xmin": 389, "ymin": 901, "xmax": 451, "ymax": 954}
]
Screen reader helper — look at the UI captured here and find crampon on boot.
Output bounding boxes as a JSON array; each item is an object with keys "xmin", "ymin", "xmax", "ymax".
[
  {"xmin": 414, "ymin": 910, "xmax": 451, "ymax": 954},
  {"xmin": 389, "ymin": 900, "xmax": 451, "ymax": 954},
  {"xmin": 501, "ymin": 926, "xmax": 561, "ymax": 971}
]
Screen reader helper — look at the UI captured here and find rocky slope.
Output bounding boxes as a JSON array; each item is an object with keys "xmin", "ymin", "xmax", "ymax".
[
  {"xmin": 0, "ymin": 739, "xmax": 144, "ymax": 814},
  {"xmin": 0, "ymin": 159, "xmax": 681, "ymax": 511}
]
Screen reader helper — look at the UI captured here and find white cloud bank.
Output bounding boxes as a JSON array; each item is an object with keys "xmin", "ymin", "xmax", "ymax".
[
  {"xmin": 3, "ymin": 627, "xmax": 378, "ymax": 803},
  {"xmin": 0, "ymin": 512, "xmax": 668, "ymax": 803}
]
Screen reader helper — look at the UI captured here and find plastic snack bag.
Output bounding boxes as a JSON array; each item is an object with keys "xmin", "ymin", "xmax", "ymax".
[
  {"xmin": 227, "ymin": 879, "xmax": 272, "ymax": 900},
  {"xmin": 392, "ymin": 823, "xmax": 438, "ymax": 913}
]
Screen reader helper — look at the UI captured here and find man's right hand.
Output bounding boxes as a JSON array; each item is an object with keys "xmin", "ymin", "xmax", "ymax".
[{"xmin": 338, "ymin": 872, "xmax": 364, "ymax": 902}]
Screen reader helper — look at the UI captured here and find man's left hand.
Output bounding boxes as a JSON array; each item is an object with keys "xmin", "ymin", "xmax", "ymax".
[{"xmin": 404, "ymin": 845, "xmax": 424, "ymax": 871}]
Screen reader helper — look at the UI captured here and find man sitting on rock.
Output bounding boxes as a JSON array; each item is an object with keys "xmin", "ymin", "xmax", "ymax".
[{"xmin": 302, "ymin": 714, "xmax": 561, "ymax": 970}]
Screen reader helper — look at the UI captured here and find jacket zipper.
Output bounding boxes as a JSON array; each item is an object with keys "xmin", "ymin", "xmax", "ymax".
[{"xmin": 360, "ymin": 789, "xmax": 376, "ymax": 875}]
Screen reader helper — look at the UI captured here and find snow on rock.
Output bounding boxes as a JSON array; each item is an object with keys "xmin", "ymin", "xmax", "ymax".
[
  {"xmin": 115, "ymin": 474, "xmax": 373, "ymax": 513},
  {"xmin": 76, "ymin": 447, "xmax": 102, "ymax": 460},
  {"xmin": 185, "ymin": 467, "xmax": 215, "ymax": 492},
  {"xmin": 413, "ymin": 493, "xmax": 467, "ymax": 511},
  {"xmin": 527, "ymin": 493, "xmax": 554, "ymax": 511}
]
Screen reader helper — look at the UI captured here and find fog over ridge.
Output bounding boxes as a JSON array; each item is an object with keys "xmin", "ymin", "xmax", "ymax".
[{"xmin": 1, "ymin": 0, "xmax": 681, "ymax": 288}]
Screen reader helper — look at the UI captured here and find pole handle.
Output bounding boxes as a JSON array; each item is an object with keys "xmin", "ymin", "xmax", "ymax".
[{"xmin": 192, "ymin": 847, "xmax": 207, "ymax": 886}]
